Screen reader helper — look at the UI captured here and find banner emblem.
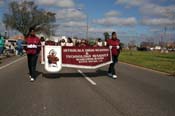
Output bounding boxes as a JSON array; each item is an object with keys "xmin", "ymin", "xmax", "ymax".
[{"xmin": 45, "ymin": 46, "xmax": 62, "ymax": 72}]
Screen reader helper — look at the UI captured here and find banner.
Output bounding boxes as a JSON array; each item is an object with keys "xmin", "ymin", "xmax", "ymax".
[
  {"xmin": 44, "ymin": 46, "xmax": 62, "ymax": 73},
  {"xmin": 62, "ymin": 46, "xmax": 112, "ymax": 69}
]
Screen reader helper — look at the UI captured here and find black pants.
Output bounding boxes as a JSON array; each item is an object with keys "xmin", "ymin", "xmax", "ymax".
[
  {"xmin": 17, "ymin": 48, "xmax": 23, "ymax": 56},
  {"xmin": 108, "ymin": 55, "xmax": 118, "ymax": 75},
  {"xmin": 27, "ymin": 54, "xmax": 38, "ymax": 79}
]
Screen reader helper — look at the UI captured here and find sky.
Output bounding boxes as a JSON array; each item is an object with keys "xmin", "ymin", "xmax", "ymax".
[{"xmin": 0, "ymin": 0, "xmax": 175, "ymax": 43}]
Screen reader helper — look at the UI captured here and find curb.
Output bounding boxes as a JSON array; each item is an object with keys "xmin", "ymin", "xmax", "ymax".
[{"xmin": 119, "ymin": 61, "xmax": 171, "ymax": 76}]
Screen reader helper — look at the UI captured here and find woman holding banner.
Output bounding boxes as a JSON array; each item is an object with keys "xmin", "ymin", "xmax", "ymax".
[
  {"xmin": 107, "ymin": 32, "xmax": 121, "ymax": 79},
  {"xmin": 25, "ymin": 28, "xmax": 41, "ymax": 82}
]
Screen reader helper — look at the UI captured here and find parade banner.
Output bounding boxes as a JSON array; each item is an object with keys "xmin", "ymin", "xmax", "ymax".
[
  {"xmin": 62, "ymin": 46, "xmax": 112, "ymax": 69},
  {"xmin": 44, "ymin": 46, "xmax": 62, "ymax": 73}
]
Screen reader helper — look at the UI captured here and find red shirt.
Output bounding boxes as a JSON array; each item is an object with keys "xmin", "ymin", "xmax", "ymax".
[
  {"xmin": 25, "ymin": 35, "xmax": 41, "ymax": 55},
  {"xmin": 107, "ymin": 38, "xmax": 120, "ymax": 56}
]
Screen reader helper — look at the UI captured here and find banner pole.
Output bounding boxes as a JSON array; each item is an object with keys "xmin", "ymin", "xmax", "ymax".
[{"xmin": 41, "ymin": 42, "xmax": 45, "ymax": 64}]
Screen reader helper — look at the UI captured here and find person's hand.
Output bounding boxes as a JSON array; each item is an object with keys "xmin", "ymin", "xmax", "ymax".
[
  {"xmin": 116, "ymin": 46, "xmax": 120, "ymax": 49},
  {"xmin": 109, "ymin": 46, "xmax": 112, "ymax": 49}
]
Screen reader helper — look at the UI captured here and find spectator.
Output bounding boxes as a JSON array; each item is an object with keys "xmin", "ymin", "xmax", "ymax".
[
  {"xmin": 11, "ymin": 43, "xmax": 16, "ymax": 54},
  {"xmin": 79, "ymin": 39, "xmax": 87, "ymax": 47},
  {"xmin": 40, "ymin": 36, "xmax": 45, "ymax": 42},
  {"xmin": 0, "ymin": 34, "xmax": 5, "ymax": 57},
  {"xmin": 5, "ymin": 39, "xmax": 10, "ymax": 50},
  {"xmin": 16, "ymin": 38, "xmax": 24, "ymax": 56},
  {"xmin": 104, "ymin": 38, "xmax": 109, "ymax": 46},
  {"xmin": 60, "ymin": 39, "xmax": 66, "ymax": 46},
  {"xmin": 40, "ymin": 36, "xmax": 45, "ymax": 46},
  {"xmin": 66, "ymin": 37, "xmax": 74, "ymax": 46},
  {"xmin": 75, "ymin": 39, "xmax": 81, "ymax": 46},
  {"xmin": 96, "ymin": 38, "xmax": 103, "ymax": 47}
]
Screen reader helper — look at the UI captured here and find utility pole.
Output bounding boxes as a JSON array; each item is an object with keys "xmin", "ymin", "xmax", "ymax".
[{"xmin": 164, "ymin": 26, "xmax": 167, "ymax": 48}]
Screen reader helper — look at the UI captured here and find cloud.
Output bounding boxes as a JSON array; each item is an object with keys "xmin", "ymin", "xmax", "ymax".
[
  {"xmin": 105, "ymin": 10, "xmax": 120, "ymax": 17},
  {"xmin": 36, "ymin": 0, "xmax": 75, "ymax": 8},
  {"xmin": 56, "ymin": 9, "xmax": 86, "ymax": 21},
  {"xmin": 61, "ymin": 21, "xmax": 86, "ymax": 27},
  {"xmin": 115, "ymin": 0, "xmax": 175, "ymax": 28},
  {"xmin": 141, "ymin": 18, "xmax": 174, "ymax": 26},
  {"xmin": 140, "ymin": 3, "xmax": 175, "ymax": 18},
  {"xmin": 116, "ymin": 0, "xmax": 175, "ymax": 18},
  {"xmin": 93, "ymin": 17, "xmax": 137, "ymax": 27},
  {"xmin": 115, "ymin": 0, "xmax": 146, "ymax": 7},
  {"xmin": 89, "ymin": 27, "xmax": 116, "ymax": 33}
]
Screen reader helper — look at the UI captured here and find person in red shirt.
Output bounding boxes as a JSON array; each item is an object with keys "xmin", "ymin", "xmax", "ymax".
[
  {"xmin": 25, "ymin": 28, "xmax": 41, "ymax": 82},
  {"xmin": 107, "ymin": 32, "xmax": 121, "ymax": 79}
]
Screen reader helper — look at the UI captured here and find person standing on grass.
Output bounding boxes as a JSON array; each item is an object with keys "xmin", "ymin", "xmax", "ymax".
[
  {"xmin": 25, "ymin": 28, "xmax": 41, "ymax": 82},
  {"xmin": 107, "ymin": 32, "xmax": 121, "ymax": 79},
  {"xmin": 0, "ymin": 34, "xmax": 5, "ymax": 57}
]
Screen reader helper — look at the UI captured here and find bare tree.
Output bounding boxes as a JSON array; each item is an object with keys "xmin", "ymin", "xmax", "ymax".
[{"xmin": 3, "ymin": 1, "xmax": 56, "ymax": 37}]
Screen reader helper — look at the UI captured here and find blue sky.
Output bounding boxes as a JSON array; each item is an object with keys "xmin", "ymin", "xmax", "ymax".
[{"xmin": 0, "ymin": 0, "xmax": 175, "ymax": 43}]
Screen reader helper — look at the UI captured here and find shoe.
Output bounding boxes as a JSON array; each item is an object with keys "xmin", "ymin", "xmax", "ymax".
[
  {"xmin": 112, "ymin": 75, "xmax": 117, "ymax": 79},
  {"xmin": 30, "ymin": 78, "xmax": 35, "ymax": 82},
  {"xmin": 108, "ymin": 73, "xmax": 112, "ymax": 77}
]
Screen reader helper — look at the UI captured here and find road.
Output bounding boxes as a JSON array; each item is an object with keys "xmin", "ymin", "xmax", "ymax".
[{"xmin": 0, "ymin": 56, "xmax": 175, "ymax": 116}]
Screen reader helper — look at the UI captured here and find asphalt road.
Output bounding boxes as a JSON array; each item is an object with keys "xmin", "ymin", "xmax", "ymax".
[{"xmin": 0, "ymin": 56, "xmax": 175, "ymax": 116}]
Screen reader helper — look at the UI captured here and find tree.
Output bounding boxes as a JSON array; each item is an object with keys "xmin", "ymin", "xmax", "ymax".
[
  {"xmin": 103, "ymin": 32, "xmax": 110, "ymax": 40},
  {"xmin": 3, "ymin": 1, "xmax": 56, "ymax": 37}
]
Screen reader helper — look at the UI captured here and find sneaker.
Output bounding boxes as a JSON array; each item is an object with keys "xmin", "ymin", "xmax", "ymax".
[
  {"xmin": 108, "ymin": 73, "xmax": 112, "ymax": 77},
  {"xmin": 112, "ymin": 75, "xmax": 117, "ymax": 79},
  {"xmin": 30, "ymin": 78, "xmax": 35, "ymax": 82}
]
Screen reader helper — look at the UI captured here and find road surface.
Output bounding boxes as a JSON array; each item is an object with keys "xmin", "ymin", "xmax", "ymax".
[{"xmin": 0, "ymin": 56, "xmax": 175, "ymax": 116}]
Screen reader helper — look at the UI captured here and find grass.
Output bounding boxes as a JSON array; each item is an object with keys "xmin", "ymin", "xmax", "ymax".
[{"xmin": 119, "ymin": 50, "xmax": 175, "ymax": 75}]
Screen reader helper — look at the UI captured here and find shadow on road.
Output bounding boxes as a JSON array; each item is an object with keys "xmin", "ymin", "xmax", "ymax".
[{"xmin": 42, "ymin": 69, "xmax": 107, "ymax": 79}]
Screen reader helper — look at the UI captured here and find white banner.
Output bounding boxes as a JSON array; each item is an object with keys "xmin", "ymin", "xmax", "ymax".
[{"xmin": 44, "ymin": 46, "xmax": 62, "ymax": 73}]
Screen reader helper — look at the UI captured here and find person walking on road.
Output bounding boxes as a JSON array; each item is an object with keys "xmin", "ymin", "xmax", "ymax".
[
  {"xmin": 107, "ymin": 32, "xmax": 121, "ymax": 79},
  {"xmin": 25, "ymin": 28, "xmax": 41, "ymax": 82},
  {"xmin": 0, "ymin": 34, "xmax": 5, "ymax": 57},
  {"xmin": 16, "ymin": 37, "xmax": 24, "ymax": 56}
]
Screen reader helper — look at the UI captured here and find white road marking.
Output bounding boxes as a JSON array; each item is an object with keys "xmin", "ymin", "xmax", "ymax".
[
  {"xmin": 0, "ymin": 57, "xmax": 25, "ymax": 70},
  {"xmin": 77, "ymin": 70, "xmax": 97, "ymax": 86}
]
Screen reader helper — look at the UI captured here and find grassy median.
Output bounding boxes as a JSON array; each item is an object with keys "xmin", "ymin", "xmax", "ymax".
[{"xmin": 119, "ymin": 50, "xmax": 175, "ymax": 75}]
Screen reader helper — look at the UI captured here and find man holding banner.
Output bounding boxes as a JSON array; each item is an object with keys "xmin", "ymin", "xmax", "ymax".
[
  {"xmin": 25, "ymin": 28, "xmax": 41, "ymax": 82},
  {"xmin": 107, "ymin": 32, "xmax": 121, "ymax": 79}
]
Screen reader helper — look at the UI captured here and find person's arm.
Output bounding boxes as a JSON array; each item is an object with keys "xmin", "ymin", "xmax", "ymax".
[
  {"xmin": 107, "ymin": 39, "xmax": 113, "ymax": 49},
  {"xmin": 37, "ymin": 38, "xmax": 41, "ymax": 54}
]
